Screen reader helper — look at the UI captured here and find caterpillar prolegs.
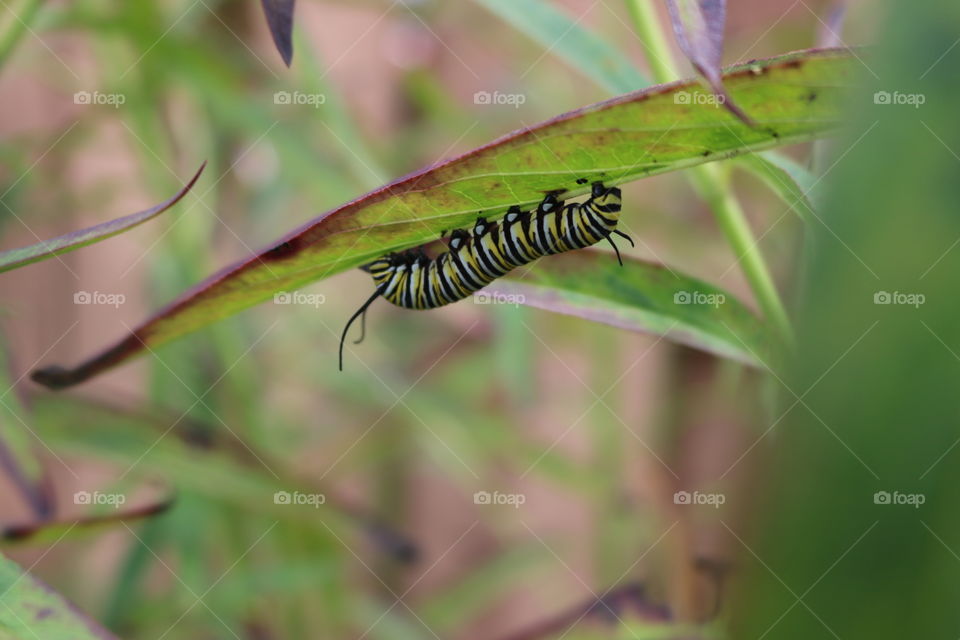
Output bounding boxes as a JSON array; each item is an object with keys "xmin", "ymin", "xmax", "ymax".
[{"xmin": 339, "ymin": 182, "xmax": 631, "ymax": 369}]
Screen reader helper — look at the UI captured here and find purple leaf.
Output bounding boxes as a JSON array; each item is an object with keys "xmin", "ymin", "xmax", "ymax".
[
  {"xmin": 260, "ymin": 0, "xmax": 296, "ymax": 67},
  {"xmin": 817, "ymin": 3, "xmax": 847, "ymax": 49},
  {"xmin": 665, "ymin": 0, "xmax": 753, "ymax": 124}
]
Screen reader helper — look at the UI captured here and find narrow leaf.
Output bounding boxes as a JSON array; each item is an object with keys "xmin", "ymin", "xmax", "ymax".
[
  {"xmin": 0, "ymin": 552, "xmax": 119, "ymax": 639},
  {"xmin": 260, "ymin": 0, "xmax": 295, "ymax": 66},
  {"xmin": 665, "ymin": 0, "xmax": 752, "ymax": 124},
  {"xmin": 1, "ymin": 494, "xmax": 175, "ymax": 544},
  {"xmin": 475, "ymin": 0, "xmax": 647, "ymax": 93},
  {"xmin": 0, "ymin": 163, "xmax": 205, "ymax": 274},
  {"xmin": 31, "ymin": 49, "xmax": 855, "ymax": 388},
  {"xmin": 737, "ymin": 151, "xmax": 818, "ymax": 223},
  {"xmin": 491, "ymin": 250, "xmax": 772, "ymax": 366}
]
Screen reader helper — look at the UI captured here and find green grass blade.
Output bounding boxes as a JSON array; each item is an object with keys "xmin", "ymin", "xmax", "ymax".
[
  {"xmin": 738, "ymin": 151, "xmax": 819, "ymax": 223},
  {"xmin": 475, "ymin": 0, "xmax": 647, "ymax": 94},
  {"xmin": 31, "ymin": 49, "xmax": 854, "ymax": 388},
  {"xmin": 0, "ymin": 163, "xmax": 204, "ymax": 274}
]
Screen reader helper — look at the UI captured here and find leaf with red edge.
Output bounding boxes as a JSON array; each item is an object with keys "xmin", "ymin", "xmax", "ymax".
[
  {"xmin": 30, "ymin": 49, "xmax": 856, "ymax": 389},
  {"xmin": 0, "ymin": 163, "xmax": 205, "ymax": 274},
  {"xmin": 665, "ymin": 0, "xmax": 752, "ymax": 124}
]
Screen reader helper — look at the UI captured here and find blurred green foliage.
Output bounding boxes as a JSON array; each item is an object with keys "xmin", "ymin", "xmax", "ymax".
[{"xmin": 729, "ymin": 1, "xmax": 960, "ymax": 638}]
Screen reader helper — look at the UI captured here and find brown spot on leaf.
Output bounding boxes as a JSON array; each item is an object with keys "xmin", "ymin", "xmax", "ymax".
[{"xmin": 263, "ymin": 239, "xmax": 300, "ymax": 260}]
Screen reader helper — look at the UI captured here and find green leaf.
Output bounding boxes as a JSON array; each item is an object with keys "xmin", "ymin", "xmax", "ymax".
[
  {"xmin": 0, "ymin": 163, "xmax": 204, "ymax": 274},
  {"xmin": 737, "ymin": 151, "xmax": 818, "ymax": 223},
  {"xmin": 31, "ymin": 49, "xmax": 855, "ymax": 388},
  {"xmin": 0, "ymin": 553, "xmax": 119, "ymax": 639},
  {"xmin": 490, "ymin": 250, "xmax": 771, "ymax": 366},
  {"xmin": 475, "ymin": 0, "xmax": 647, "ymax": 94}
]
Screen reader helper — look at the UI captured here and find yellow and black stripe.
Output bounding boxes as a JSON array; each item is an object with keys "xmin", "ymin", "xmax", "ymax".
[{"xmin": 340, "ymin": 182, "xmax": 628, "ymax": 369}]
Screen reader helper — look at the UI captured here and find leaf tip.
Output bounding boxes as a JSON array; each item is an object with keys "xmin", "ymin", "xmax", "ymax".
[{"xmin": 30, "ymin": 365, "xmax": 80, "ymax": 390}]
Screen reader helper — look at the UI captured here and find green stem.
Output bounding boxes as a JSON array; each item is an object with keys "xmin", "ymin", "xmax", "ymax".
[
  {"xmin": 692, "ymin": 166, "xmax": 792, "ymax": 338},
  {"xmin": 624, "ymin": 0, "xmax": 680, "ymax": 81},
  {"xmin": 624, "ymin": 0, "xmax": 792, "ymax": 341},
  {"xmin": 0, "ymin": 0, "xmax": 43, "ymax": 69}
]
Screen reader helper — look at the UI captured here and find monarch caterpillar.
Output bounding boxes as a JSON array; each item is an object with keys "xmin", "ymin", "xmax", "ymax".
[{"xmin": 339, "ymin": 182, "xmax": 632, "ymax": 370}]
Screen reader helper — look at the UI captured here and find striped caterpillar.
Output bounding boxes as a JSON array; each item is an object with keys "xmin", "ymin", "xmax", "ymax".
[{"xmin": 339, "ymin": 182, "xmax": 631, "ymax": 369}]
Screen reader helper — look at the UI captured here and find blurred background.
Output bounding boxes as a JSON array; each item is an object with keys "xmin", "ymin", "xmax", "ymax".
[{"xmin": 4, "ymin": 1, "xmax": 952, "ymax": 639}]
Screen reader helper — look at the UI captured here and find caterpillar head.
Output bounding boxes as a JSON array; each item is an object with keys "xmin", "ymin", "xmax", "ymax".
[
  {"xmin": 591, "ymin": 181, "xmax": 620, "ymax": 198},
  {"xmin": 591, "ymin": 182, "xmax": 622, "ymax": 207}
]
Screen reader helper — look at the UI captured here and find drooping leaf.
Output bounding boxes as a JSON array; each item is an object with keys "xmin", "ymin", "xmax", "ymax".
[
  {"xmin": 0, "ymin": 552, "xmax": 119, "ymax": 639},
  {"xmin": 475, "ymin": 0, "xmax": 647, "ymax": 93},
  {"xmin": 665, "ymin": 0, "xmax": 751, "ymax": 124},
  {"xmin": 490, "ymin": 250, "xmax": 772, "ymax": 366},
  {"xmin": 0, "ymin": 163, "xmax": 205, "ymax": 274},
  {"xmin": 31, "ymin": 49, "xmax": 855, "ymax": 388},
  {"xmin": 737, "ymin": 151, "xmax": 818, "ymax": 223},
  {"xmin": 260, "ymin": 0, "xmax": 295, "ymax": 67}
]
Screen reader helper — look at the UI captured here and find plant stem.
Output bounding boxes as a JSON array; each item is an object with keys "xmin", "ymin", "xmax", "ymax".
[
  {"xmin": 624, "ymin": 0, "xmax": 680, "ymax": 81},
  {"xmin": 692, "ymin": 165, "xmax": 792, "ymax": 338},
  {"xmin": 623, "ymin": 0, "xmax": 792, "ymax": 340}
]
